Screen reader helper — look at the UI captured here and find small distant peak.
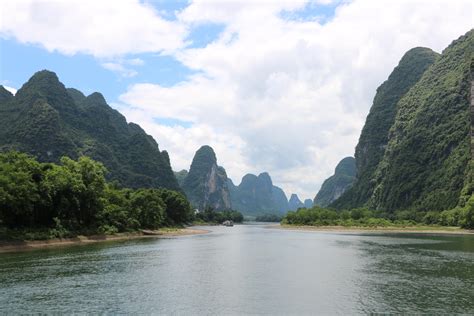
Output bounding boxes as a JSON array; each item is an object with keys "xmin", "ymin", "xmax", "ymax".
[
  {"xmin": 86, "ymin": 92, "xmax": 107, "ymax": 105},
  {"xmin": 15, "ymin": 69, "xmax": 69, "ymax": 101},
  {"xmin": 197, "ymin": 145, "xmax": 215, "ymax": 154},
  {"xmin": 67, "ymin": 88, "xmax": 86, "ymax": 104},
  {"xmin": 289, "ymin": 193, "xmax": 300, "ymax": 200},
  {"xmin": 32, "ymin": 69, "xmax": 59, "ymax": 79},
  {"xmin": 289, "ymin": 194, "xmax": 304, "ymax": 209},
  {"xmin": 25, "ymin": 70, "xmax": 61, "ymax": 87},
  {"xmin": 258, "ymin": 172, "xmax": 273, "ymax": 186},
  {"xmin": 194, "ymin": 145, "xmax": 217, "ymax": 163},
  {"xmin": 241, "ymin": 173, "xmax": 258, "ymax": 182}
]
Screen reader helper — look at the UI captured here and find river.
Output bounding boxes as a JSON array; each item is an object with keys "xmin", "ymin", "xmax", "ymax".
[{"xmin": 1, "ymin": 223, "xmax": 473, "ymax": 314}]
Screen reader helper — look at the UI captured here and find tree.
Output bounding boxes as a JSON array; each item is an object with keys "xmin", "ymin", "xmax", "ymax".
[
  {"xmin": 158, "ymin": 189, "xmax": 192, "ymax": 225},
  {"xmin": 130, "ymin": 189, "xmax": 166, "ymax": 229},
  {"xmin": 0, "ymin": 152, "xmax": 41, "ymax": 227}
]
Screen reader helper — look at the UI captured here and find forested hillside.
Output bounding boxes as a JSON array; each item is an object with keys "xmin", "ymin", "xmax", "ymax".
[
  {"xmin": 0, "ymin": 70, "xmax": 179, "ymax": 191},
  {"xmin": 332, "ymin": 48, "xmax": 439, "ymax": 209},
  {"xmin": 332, "ymin": 30, "xmax": 473, "ymax": 215},
  {"xmin": 370, "ymin": 30, "xmax": 473, "ymax": 212}
]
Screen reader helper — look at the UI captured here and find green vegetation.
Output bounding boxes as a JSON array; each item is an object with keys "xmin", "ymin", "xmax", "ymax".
[
  {"xmin": 194, "ymin": 207, "xmax": 244, "ymax": 224},
  {"xmin": 370, "ymin": 30, "xmax": 473, "ymax": 212},
  {"xmin": 0, "ymin": 151, "xmax": 193, "ymax": 240},
  {"xmin": 0, "ymin": 70, "xmax": 179, "ymax": 191},
  {"xmin": 332, "ymin": 30, "xmax": 473, "ymax": 218},
  {"xmin": 282, "ymin": 198, "xmax": 474, "ymax": 229},
  {"xmin": 314, "ymin": 157, "xmax": 357, "ymax": 207},
  {"xmin": 255, "ymin": 214, "xmax": 282, "ymax": 222},
  {"xmin": 332, "ymin": 47, "xmax": 439, "ymax": 209}
]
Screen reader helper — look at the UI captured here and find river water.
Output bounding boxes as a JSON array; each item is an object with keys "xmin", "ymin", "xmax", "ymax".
[{"xmin": 1, "ymin": 223, "xmax": 473, "ymax": 314}]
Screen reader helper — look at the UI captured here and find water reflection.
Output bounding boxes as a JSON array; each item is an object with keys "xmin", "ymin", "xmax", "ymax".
[{"xmin": 355, "ymin": 234, "xmax": 474, "ymax": 314}]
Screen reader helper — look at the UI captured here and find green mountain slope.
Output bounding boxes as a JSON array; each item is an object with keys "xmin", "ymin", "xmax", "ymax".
[
  {"xmin": 314, "ymin": 157, "xmax": 356, "ymax": 207},
  {"xmin": 332, "ymin": 47, "xmax": 439, "ymax": 209},
  {"xmin": 181, "ymin": 145, "xmax": 231, "ymax": 210},
  {"xmin": 369, "ymin": 30, "xmax": 473, "ymax": 212},
  {"xmin": 0, "ymin": 70, "xmax": 180, "ymax": 191}
]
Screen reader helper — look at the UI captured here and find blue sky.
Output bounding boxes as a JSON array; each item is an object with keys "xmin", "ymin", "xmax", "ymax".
[
  {"xmin": 0, "ymin": 0, "xmax": 338, "ymax": 106},
  {"xmin": 0, "ymin": 0, "xmax": 470, "ymax": 199}
]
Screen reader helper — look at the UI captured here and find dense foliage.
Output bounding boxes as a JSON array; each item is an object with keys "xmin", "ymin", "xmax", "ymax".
[
  {"xmin": 314, "ymin": 157, "xmax": 356, "ymax": 207},
  {"xmin": 370, "ymin": 30, "xmax": 473, "ymax": 212},
  {"xmin": 228, "ymin": 172, "xmax": 289, "ymax": 215},
  {"xmin": 0, "ymin": 70, "xmax": 179, "ymax": 191},
  {"xmin": 332, "ymin": 30, "xmax": 473, "ymax": 216},
  {"xmin": 0, "ymin": 152, "xmax": 193, "ymax": 239},
  {"xmin": 283, "ymin": 200, "xmax": 474, "ymax": 229},
  {"xmin": 332, "ymin": 48, "xmax": 439, "ymax": 209},
  {"xmin": 195, "ymin": 207, "xmax": 244, "ymax": 224},
  {"xmin": 181, "ymin": 145, "xmax": 232, "ymax": 211},
  {"xmin": 255, "ymin": 214, "xmax": 282, "ymax": 222}
]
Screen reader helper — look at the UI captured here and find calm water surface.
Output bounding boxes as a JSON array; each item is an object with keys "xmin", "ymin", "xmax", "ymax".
[{"xmin": 1, "ymin": 224, "xmax": 473, "ymax": 314}]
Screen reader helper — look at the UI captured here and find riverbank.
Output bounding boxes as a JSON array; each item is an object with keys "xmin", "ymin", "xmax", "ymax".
[
  {"xmin": 0, "ymin": 227, "xmax": 210, "ymax": 253},
  {"xmin": 272, "ymin": 224, "xmax": 474, "ymax": 235}
]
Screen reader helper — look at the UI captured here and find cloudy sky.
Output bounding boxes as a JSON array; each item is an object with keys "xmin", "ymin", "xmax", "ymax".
[{"xmin": 0, "ymin": 0, "xmax": 472, "ymax": 200}]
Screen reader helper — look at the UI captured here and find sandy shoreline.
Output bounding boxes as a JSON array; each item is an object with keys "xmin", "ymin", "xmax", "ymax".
[
  {"xmin": 270, "ymin": 224, "xmax": 474, "ymax": 235},
  {"xmin": 0, "ymin": 227, "xmax": 210, "ymax": 254}
]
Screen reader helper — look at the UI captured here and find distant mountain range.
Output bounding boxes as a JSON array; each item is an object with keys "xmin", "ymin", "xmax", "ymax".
[{"xmin": 177, "ymin": 145, "xmax": 302, "ymax": 215}]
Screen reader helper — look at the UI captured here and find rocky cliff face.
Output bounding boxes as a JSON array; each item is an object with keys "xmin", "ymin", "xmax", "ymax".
[
  {"xmin": 182, "ymin": 145, "xmax": 232, "ymax": 210},
  {"xmin": 314, "ymin": 157, "xmax": 356, "ymax": 207},
  {"xmin": 304, "ymin": 199, "xmax": 313, "ymax": 208},
  {"xmin": 229, "ymin": 172, "xmax": 289, "ymax": 215},
  {"xmin": 0, "ymin": 70, "xmax": 179, "ymax": 190}
]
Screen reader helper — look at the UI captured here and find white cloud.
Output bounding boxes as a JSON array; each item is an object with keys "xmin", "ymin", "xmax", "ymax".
[
  {"xmin": 3, "ymin": 86, "xmax": 17, "ymax": 95},
  {"xmin": 0, "ymin": 0, "xmax": 187, "ymax": 57},
  {"xmin": 2, "ymin": 0, "xmax": 472, "ymax": 199},
  {"xmin": 100, "ymin": 58, "xmax": 145, "ymax": 77},
  {"xmin": 101, "ymin": 62, "xmax": 138, "ymax": 78},
  {"xmin": 126, "ymin": 58, "xmax": 145, "ymax": 66},
  {"xmin": 120, "ymin": 0, "xmax": 472, "ymax": 199}
]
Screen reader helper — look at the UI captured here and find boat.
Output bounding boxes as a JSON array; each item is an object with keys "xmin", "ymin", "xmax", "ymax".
[
  {"xmin": 141, "ymin": 229, "xmax": 163, "ymax": 235},
  {"xmin": 222, "ymin": 220, "xmax": 234, "ymax": 227}
]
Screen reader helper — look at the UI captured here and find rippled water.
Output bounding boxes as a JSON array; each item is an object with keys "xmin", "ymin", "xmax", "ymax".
[{"xmin": 1, "ymin": 224, "xmax": 473, "ymax": 314}]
